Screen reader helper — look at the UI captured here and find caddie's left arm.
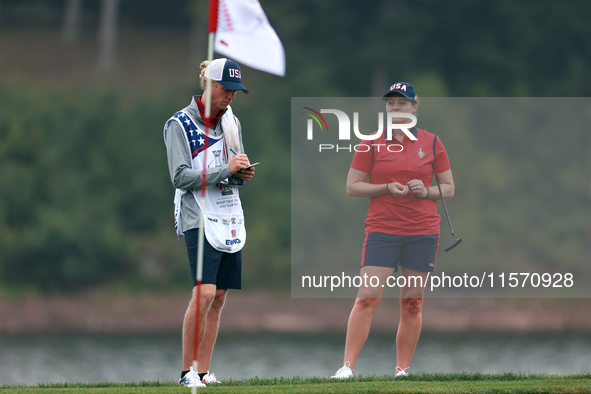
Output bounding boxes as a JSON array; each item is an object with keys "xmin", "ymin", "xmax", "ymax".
[{"xmin": 232, "ymin": 119, "xmax": 255, "ymax": 183}]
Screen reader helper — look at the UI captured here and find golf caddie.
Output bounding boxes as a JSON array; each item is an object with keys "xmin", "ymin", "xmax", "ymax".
[{"xmin": 163, "ymin": 58, "xmax": 254, "ymax": 387}]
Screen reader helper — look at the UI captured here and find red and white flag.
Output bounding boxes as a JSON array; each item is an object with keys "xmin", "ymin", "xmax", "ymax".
[{"xmin": 213, "ymin": 0, "xmax": 285, "ymax": 76}]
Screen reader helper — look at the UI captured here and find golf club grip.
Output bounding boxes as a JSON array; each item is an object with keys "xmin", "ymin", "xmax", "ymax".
[{"xmin": 435, "ymin": 173, "xmax": 455, "ymax": 236}]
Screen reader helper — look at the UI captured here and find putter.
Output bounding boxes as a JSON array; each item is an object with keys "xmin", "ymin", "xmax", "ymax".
[{"xmin": 434, "ymin": 174, "xmax": 462, "ymax": 252}]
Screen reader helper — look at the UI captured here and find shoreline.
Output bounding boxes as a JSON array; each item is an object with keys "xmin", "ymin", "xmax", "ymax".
[{"xmin": 1, "ymin": 290, "xmax": 590, "ymax": 334}]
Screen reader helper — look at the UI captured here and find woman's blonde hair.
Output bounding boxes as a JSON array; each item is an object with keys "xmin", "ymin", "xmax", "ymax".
[{"xmin": 199, "ymin": 60, "xmax": 209, "ymax": 90}]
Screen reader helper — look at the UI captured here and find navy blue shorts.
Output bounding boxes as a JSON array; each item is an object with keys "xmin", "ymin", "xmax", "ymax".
[
  {"xmin": 184, "ymin": 228, "xmax": 242, "ymax": 289},
  {"xmin": 361, "ymin": 232, "xmax": 439, "ymax": 272}
]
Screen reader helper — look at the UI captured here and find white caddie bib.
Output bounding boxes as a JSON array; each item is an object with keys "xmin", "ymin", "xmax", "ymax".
[{"xmin": 164, "ymin": 110, "xmax": 246, "ymax": 253}]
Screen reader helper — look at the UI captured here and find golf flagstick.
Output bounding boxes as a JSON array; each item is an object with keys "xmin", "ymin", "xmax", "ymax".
[{"xmin": 192, "ymin": 2, "xmax": 218, "ymax": 393}]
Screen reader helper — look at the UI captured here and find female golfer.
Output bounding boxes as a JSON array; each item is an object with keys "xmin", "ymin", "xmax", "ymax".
[{"xmin": 331, "ymin": 82, "xmax": 455, "ymax": 379}]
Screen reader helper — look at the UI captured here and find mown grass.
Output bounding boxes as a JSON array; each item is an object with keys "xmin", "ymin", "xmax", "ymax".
[{"xmin": 2, "ymin": 373, "xmax": 591, "ymax": 393}]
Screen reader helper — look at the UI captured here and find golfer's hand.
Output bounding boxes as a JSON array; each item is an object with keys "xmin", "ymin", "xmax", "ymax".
[
  {"xmin": 387, "ymin": 182, "xmax": 408, "ymax": 197},
  {"xmin": 235, "ymin": 166, "xmax": 255, "ymax": 181},
  {"xmin": 229, "ymin": 154, "xmax": 250, "ymax": 174},
  {"xmin": 407, "ymin": 179, "xmax": 428, "ymax": 198}
]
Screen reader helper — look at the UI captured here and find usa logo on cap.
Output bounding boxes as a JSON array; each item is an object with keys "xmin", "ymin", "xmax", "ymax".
[
  {"xmin": 204, "ymin": 58, "xmax": 249, "ymax": 94},
  {"xmin": 228, "ymin": 68, "xmax": 241, "ymax": 78},
  {"xmin": 383, "ymin": 81, "xmax": 417, "ymax": 101}
]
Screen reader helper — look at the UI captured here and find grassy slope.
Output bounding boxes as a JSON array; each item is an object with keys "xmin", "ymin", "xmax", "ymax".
[{"xmin": 3, "ymin": 373, "xmax": 591, "ymax": 393}]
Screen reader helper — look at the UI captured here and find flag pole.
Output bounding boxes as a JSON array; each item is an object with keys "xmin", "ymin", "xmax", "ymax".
[{"xmin": 193, "ymin": 1, "xmax": 218, "ymax": 392}]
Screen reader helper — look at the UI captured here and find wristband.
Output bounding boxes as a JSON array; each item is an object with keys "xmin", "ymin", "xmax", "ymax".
[
  {"xmin": 386, "ymin": 183, "xmax": 391, "ymax": 195},
  {"xmin": 423, "ymin": 186, "xmax": 431, "ymax": 199}
]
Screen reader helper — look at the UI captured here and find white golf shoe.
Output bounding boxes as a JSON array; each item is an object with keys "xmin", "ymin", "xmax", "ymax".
[
  {"xmin": 331, "ymin": 362, "xmax": 354, "ymax": 379},
  {"xmin": 202, "ymin": 371, "xmax": 221, "ymax": 384},
  {"xmin": 395, "ymin": 366, "xmax": 409, "ymax": 377},
  {"xmin": 179, "ymin": 366, "xmax": 206, "ymax": 387}
]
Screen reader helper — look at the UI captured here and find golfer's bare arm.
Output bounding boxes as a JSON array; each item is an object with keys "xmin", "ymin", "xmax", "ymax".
[
  {"xmin": 429, "ymin": 169, "xmax": 454, "ymax": 200},
  {"xmin": 346, "ymin": 167, "xmax": 455, "ymax": 200},
  {"xmin": 346, "ymin": 168, "xmax": 403, "ymax": 197}
]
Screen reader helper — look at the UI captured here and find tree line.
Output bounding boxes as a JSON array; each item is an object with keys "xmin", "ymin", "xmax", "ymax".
[{"xmin": 0, "ymin": 0, "xmax": 590, "ymax": 292}]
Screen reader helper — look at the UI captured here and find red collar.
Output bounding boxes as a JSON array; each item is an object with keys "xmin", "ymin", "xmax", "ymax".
[{"xmin": 196, "ymin": 96, "xmax": 223, "ymax": 128}]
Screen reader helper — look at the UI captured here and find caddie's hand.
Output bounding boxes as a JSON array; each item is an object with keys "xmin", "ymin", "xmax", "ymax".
[
  {"xmin": 407, "ymin": 179, "xmax": 428, "ymax": 198},
  {"xmin": 235, "ymin": 166, "xmax": 255, "ymax": 181},
  {"xmin": 387, "ymin": 182, "xmax": 409, "ymax": 197},
  {"xmin": 229, "ymin": 154, "xmax": 250, "ymax": 174}
]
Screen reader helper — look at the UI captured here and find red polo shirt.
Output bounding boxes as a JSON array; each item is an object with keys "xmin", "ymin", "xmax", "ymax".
[{"xmin": 351, "ymin": 127, "xmax": 451, "ymax": 236}]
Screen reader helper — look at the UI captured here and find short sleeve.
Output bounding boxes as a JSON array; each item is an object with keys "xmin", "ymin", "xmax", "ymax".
[
  {"xmin": 433, "ymin": 136, "xmax": 451, "ymax": 174},
  {"xmin": 350, "ymin": 141, "xmax": 373, "ymax": 174}
]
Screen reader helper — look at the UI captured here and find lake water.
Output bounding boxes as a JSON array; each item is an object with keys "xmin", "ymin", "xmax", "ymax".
[{"xmin": 1, "ymin": 331, "xmax": 589, "ymax": 385}]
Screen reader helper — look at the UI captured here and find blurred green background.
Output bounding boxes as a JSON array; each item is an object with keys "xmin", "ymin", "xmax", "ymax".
[{"xmin": 0, "ymin": 0, "xmax": 590, "ymax": 297}]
